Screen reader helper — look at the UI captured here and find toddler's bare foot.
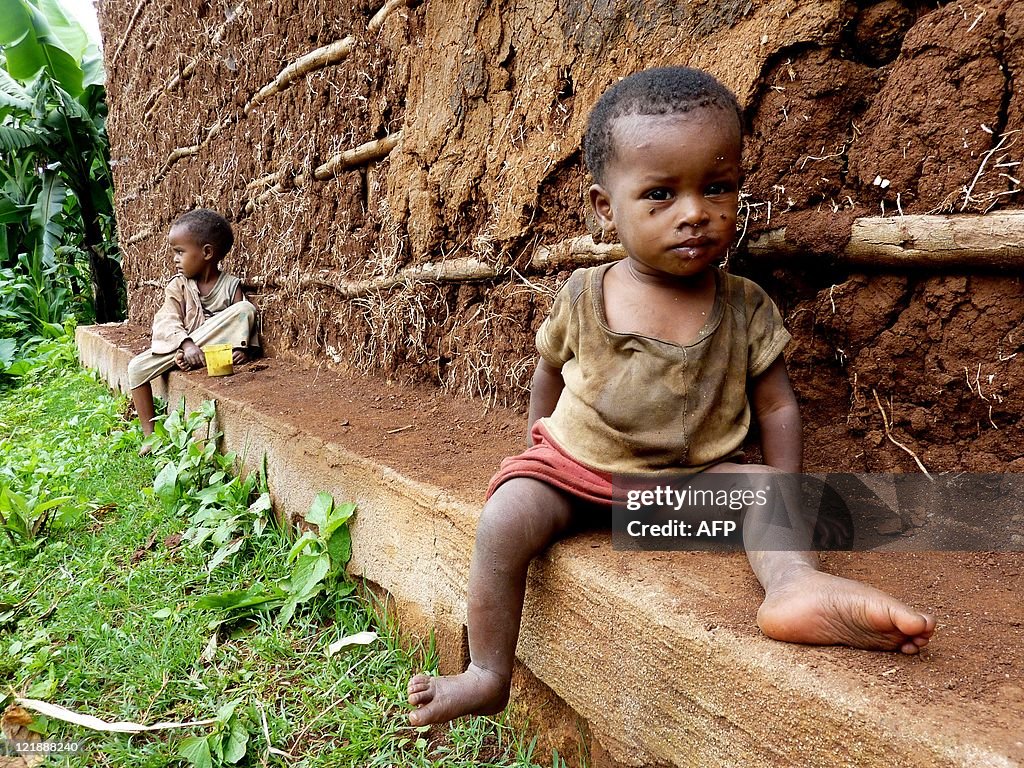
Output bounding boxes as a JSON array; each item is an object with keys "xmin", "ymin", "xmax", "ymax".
[
  {"xmin": 407, "ymin": 663, "xmax": 509, "ymax": 726},
  {"xmin": 138, "ymin": 442, "xmax": 153, "ymax": 457},
  {"xmin": 757, "ymin": 567, "xmax": 935, "ymax": 654},
  {"xmin": 232, "ymin": 348, "xmax": 249, "ymax": 365}
]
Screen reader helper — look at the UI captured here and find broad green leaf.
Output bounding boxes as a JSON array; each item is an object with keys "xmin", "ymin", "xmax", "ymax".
[
  {"xmin": 29, "ymin": 170, "xmax": 65, "ymax": 268},
  {"xmin": 278, "ymin": 551, "xmax": 330, "ymax": 626},
  {"xmin": 214, "ymin": 699, "xmax": 240, "ymax": 723},
  {"xmin": 320, "ymin": 501, "xmax": 356, "ymax": 541},
  {"xmin": 80, "ymin": 47, "xmax": 103, "ymax": 88},
  {"xmin": 0, "ymin": 0, "xmax": 33, "ymax": 46},
  {"xmin": 178, "ymin": 736, "xmax": 213, "ymax": 768},
  {"xmin": 223, "ymin": 717, "xmax": 247, "ymax": 763},
  {"xmin": 26, "ymin": 670, "xmax": 55, "ymax": 699},
  {"xmin": 211, "ymin": 516, "xmax": 240, "ymax": 545},
  {"xmin": 305, "ymin": 491, "xmax": 333, "ymax": 528},
  {"xmin": 0, "ymin": 0, "xmax": 85, "ymax": 94},
  {"xmin": 184, "ymin": 526, "xmax": 214, "ymax": 549},
  {"xmin": 29, "ymin": 494, "xmax": 72, "ymax": 514},
  {"xmin": 276, "ymin": 598, "xmax": 298, "ymax": 627},
  {"xmin": 199, "ymin": 399, "xmax": 216, "ymax": 420},
  {"xmin": 39, "ymin": 42, "xmax": 83, "ymax": 95},
  {"xmin": 40, "ymin": 320, "xmax": 64, "ymax": 338},
  {"xmin": 333, "ymin": 580, "xmax": 357, "ymax": 598},
  {"xmin": 0, "ymin": 194, "xmax": 34, "ymax": 224},
  {"xmin": 33, "ymin": 0, "xmax": 88, "ymax": 61},
  {"xmin": 248, "ymin": 492, "xmax": 271, "ymax": 515},
  {"xmin": 153, "ymin": 461, "xmax": 178, "ymax": 505},
  {"xmin": 0, "ymin": 124, "xmax": 45, "ymax": 152},
  {"xmin": 288, "ymin": 551, "xmax": 330, "ymax": 602},
  {"xmin": 3, "ymin": 359, "xmax": 32, "ymax": 376},
  {"xmin": 326, "ymin": 526, "xmax": 351, "ymax": 571},
  {"xmin": 0, "ymin": 338, "xmax": 14, "ymax": 367},
  {"xmin": 0, "ymin": 68, "xmax": 31, "ymax": 108},
  {"xmin": 207, "ymin": 537, "xmax": 243, "ymax": 572},
  {"xmin": 286, "ymin": 530, "xmax": 319, "ymax": 563},
  {"xmin": 194, "ymin": 585, "xmax": 286, "ymax": 612},
  {"xmin": 5, "ymin": 1, "xmax": 86, "ymax": 93}
]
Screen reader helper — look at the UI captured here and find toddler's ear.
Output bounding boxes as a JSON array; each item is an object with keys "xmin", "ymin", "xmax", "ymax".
[
  {"xmin": 202, "ymin": 243, "xmax": 216, "ymax": 261},
  {"xmin": 588, "ymin": 183, "xmax": 615, "ymax": 233}
]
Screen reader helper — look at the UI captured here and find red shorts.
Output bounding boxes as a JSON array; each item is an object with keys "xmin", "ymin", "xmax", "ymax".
[{"xmin": 486, "ymin": 421, "xmax": 615, "ymax": 506}]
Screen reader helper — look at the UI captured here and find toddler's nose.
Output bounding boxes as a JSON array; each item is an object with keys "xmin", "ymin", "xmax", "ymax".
[{"xmin": 675, "ymin": 196, "xmax": 710, "ymax": 229}]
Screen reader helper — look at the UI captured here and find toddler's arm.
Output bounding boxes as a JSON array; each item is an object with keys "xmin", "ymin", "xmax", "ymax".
[
  {"xmin": 177, "ymin": 338, "xmax": 205, "ymax": 369},
  {"xmin": 526, "ymin": 358, "xmax": 564, "ymax": 446},
  {"xmin": 750, "ymin": 357, "xmax": 802, "ymax": 473}
]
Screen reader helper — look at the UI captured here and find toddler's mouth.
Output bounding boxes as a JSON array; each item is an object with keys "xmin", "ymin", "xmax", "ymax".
[{"xmin": 669, "ymin": 238, "xmax": 712, "ymax": 258}]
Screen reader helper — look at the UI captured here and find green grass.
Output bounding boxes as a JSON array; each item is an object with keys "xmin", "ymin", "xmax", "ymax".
[{"xmin": 0, "ymin": 341, "xmax": 553, "ymax": 767}]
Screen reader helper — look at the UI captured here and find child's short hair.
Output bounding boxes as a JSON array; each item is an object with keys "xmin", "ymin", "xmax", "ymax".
[
  {"xmin": 584, "ymin": 67, "xmax": 744, "ymax": 185},
  {"xmin": 172, "ymin": 208, "xmax": 234, "ymax": 258}
]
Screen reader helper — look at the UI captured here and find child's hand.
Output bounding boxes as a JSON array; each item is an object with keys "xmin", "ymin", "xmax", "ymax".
[{"xmin": 178, "ymin": 339, "xmax": 205, "ymax": 370}]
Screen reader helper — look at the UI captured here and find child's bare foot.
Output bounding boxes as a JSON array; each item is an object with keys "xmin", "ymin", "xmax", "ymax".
[
  {"xmin": 756, "ymin": 567, "xmax": 935, "ymax": 654},
  {"xmin": 407, "ymin": 663, "xmax": 509, "ymax": 726},
  {"xmin": 232, "ymin": 348, "xmax": 249, "ymax": 365}
]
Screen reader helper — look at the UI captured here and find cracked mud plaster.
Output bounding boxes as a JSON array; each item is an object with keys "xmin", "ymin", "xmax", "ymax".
[{"xmin": 99, "ymin": 0, "xmax": 1024, "ymax": 470}]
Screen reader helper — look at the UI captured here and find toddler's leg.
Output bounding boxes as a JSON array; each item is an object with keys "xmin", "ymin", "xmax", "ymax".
[
  {"xmin": 708, "ymin": 463, "xmax": 936, "ymax": 653},
  {"xmin": 407, "ymin": 477, "xmax": 575, "ymax": 726},
  {"xmin": 131, "ymin": 382, "xmax": 157, "ymax": 436}
]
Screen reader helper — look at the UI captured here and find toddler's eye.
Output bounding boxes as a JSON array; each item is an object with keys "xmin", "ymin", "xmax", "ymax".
[
  {"xmin": 706, "ymin": 182, "xmax": 735, "ymax": 196},
  {"xmin": 645, "ymin": 189, "xmax": 672, "ymax": 201}
]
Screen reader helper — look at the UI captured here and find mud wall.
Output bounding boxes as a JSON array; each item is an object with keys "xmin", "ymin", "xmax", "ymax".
[{"xmin": 99, "ymin": 0, "xmax": 1024, "ymax": 472}]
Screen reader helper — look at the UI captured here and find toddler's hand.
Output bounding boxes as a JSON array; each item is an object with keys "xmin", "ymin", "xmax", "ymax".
[{"xmin": 179, "ymin": 340, "xmax": 205, "ymax": 370}]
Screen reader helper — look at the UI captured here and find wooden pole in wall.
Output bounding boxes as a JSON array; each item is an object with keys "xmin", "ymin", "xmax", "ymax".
[
  {"xmin": 198, "ymin": 211, "xmax": 1024, "ymax": 299},
  {"xmin": 747, "ymin": 211, "xmax": 1024, "ymax": 268}
]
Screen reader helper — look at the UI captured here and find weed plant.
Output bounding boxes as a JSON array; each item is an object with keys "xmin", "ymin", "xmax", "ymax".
[{"xmin": 0, "ymin": 339, "xmax": 556, "ymax": 767}]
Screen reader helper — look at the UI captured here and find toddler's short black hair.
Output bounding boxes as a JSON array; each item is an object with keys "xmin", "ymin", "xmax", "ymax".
[
  {"xmin": 584, "ymin": 67, "xmax": 743, "ymax": 184},
  {"xmin": 172, "ymin": 208, "xmax": 234, "ymax": 258}
]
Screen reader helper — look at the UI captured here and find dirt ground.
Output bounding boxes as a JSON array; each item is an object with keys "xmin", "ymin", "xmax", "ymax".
[{"xmin": 104, "ymin": 323, "xmax": 1023, "ymax": 759}]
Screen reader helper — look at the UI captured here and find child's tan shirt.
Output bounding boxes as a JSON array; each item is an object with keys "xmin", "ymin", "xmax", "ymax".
[
  {"xmin": 151, "ymin": 272, "xmax": 240, "ymax": 354},
  {"xmin": 536, "ymin": 262, "xmax": 790, "ymax": 476}
]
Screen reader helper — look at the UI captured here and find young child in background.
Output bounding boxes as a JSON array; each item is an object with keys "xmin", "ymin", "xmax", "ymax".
[
  {"xmin": 128, "ymin": 209, "xmax": 258, "ymax": 444},
  {"xmin": 407, "ymin": 67, "xmax": 936, "ymax": 726}
]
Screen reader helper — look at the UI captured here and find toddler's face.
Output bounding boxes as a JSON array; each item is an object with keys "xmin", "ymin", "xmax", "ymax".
[
  {"xmin": 591, "ymin": 109, "xmax": 741, "ymax": 281},
  {"xmin": 169, "ymin": 225, "xmax": 211, "ymax": 279}
]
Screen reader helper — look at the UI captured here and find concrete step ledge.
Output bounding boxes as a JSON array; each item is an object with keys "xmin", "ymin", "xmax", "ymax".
[{"xmin": 76, "ymin": 324, "xmax": 1021, "ymax": 768}]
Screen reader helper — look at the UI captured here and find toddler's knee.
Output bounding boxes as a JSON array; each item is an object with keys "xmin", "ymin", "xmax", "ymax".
[
  {"xmin": 476, "ymin": 480, "xmax": 570, "ymax": 554},
  {"xmin": 234, "ymin": 300, "xmax": 256, "ymax": 323},
  {"xmin": 127, "ymin": 354, "xmax": 149, "ymax": 389}
]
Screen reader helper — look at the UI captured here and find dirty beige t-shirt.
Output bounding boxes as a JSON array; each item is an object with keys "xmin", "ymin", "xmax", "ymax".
[
  {"xmin": 536, "ymin": 262, "xmax": 791, "ymax": 475},
  {"xmin": 151, "ymin": 272, "xmax": 241, "ymax": 354}
]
